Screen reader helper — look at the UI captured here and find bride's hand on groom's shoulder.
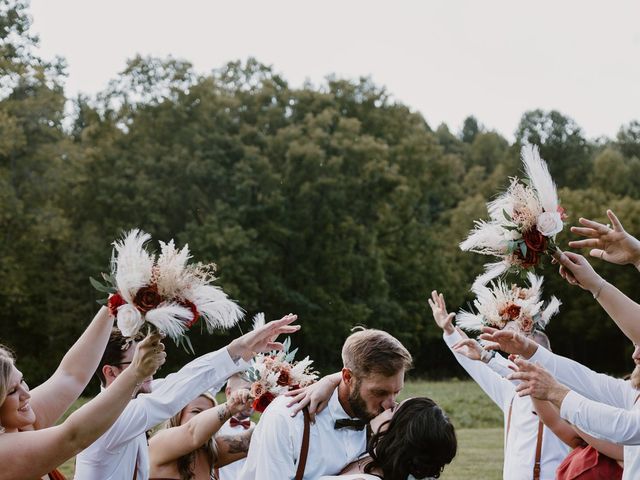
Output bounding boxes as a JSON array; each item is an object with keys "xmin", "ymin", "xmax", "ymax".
[{"xmin": 286, "ymin": 372, "xmax": 342, "ymax": 421}]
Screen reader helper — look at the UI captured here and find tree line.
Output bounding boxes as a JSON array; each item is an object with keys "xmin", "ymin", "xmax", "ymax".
[{"xmin": 2, "ymin": 0, "xmax": 640, "ymax": 391}]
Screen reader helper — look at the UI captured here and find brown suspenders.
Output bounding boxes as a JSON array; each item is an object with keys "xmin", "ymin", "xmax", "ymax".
[
  {"xmin": 294, "ymin": 407, "xmax": 312, "ymax": 480},
  {"xmin": 506, "ymin": 397, "xmax": 544, "ymax": 480}
]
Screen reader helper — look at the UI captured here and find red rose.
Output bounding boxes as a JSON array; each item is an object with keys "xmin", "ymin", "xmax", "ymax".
[
  {"xmin": 107, "ymin": 293, "xmax": 126, "ymax": 317},
  {"xmin": 514, "ymin": 247, "xmax": 540, "ymax": 269},
  {"xmin": 523, "ymin": 229, "xmax": 548, "ymax": 253},
  {"xmin": 252, "ymin": 392, "xmax": 276, "ymax": 413},
  {"xmin": 277, "ymin": 367, "xmax": 291, "ymax": 387},
  {"xmin": 501, "ymin": 304, "xmax": 521, "ymax": 320},
  {"xmin": 181, "ymin": 300, "xmax": 200, "ymax": 328},
  {"xmin": 133, "ymin": 285, "xmax": 162, "ymax": 313}
]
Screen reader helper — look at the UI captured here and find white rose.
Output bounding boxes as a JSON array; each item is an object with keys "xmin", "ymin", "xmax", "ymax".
[
  {"xmin": 116, "ymin": 304, "xmax": 145, "ymax": 337},
  {"xmin": 537, "ymin": 211, "xmax": 564, "ymax": 237}
]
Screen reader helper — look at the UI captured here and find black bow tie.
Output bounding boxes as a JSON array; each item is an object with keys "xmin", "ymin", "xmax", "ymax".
[{"xmin": 334, "ymin": 418, "xmax": 367, "ymax": 431}]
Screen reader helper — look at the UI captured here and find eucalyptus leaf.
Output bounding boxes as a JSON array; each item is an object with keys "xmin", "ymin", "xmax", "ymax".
[{"xmin": 89, "ymin": 276, "xmax": 113, "ymax": 293}]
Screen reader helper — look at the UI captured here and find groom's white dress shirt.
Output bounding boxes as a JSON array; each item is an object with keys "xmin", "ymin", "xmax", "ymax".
[
  {"xmin": 444, "ymin": 330, "xmax": 569, "ymax": 480},
  {"xmin": 239, "ymin": 387, "xmax": 367, "ymax": 480},
  {"xmin": 528, "ymin": 345, "xmax": 639, "ymax": 480},
  {"xmin": 75, "ymin": 348, "xmax": 247, "ymax": 480}
]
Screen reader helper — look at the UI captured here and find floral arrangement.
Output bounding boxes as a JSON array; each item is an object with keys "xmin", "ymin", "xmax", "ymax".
[
  {"xmin": 460, "ymin": 145, "xmax": 567, "ymax": 288},
  {"xmin": 456, "ymin": 273, "xmax": 561, "ymax": 335},
  {"xmin": 91, "ymin": 229, "xmax": 244, "ymax": 350},
  {"xmin": 243, "ymin": 313, "xmax": 318, "ymax": 412}
]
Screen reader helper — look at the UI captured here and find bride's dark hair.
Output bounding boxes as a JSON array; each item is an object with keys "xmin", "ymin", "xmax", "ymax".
[{"xmin": 364, "ymin": 397, "xmax": 457, "ymax": 480}]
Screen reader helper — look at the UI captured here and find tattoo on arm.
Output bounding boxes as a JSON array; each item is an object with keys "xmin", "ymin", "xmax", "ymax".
[
  {"xmin": 219, "ymin": 431, "xmax": 252, "ymax": 454},
  {"xmin": 217, "ymin": 405, "xmax": 228, "ymax": 423}
]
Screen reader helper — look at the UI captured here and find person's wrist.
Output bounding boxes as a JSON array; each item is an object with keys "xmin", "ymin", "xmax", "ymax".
[
  {"xmin": 479, "ymin": 349, "xmax": 495, "ymax": 364},
  {"xmin": 548, "ymin": 385, "xmax": 570, "ymax": 408},
  {"xmin": 226, "ymin": 340, "xmax": 247, "ymax": 362},
  {"xmin": 590, "ymin": 278, "xmax": 607, "ymax": 300},
  {"xmin": 443, "ymin": 324, "xmax": 455, "ymax": 335},
  {"xmin": 522, "ymin": 340, "xmax": 538, "ymax": 359}
]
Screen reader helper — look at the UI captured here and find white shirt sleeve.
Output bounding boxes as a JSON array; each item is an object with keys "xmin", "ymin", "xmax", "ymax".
[
  {"xmin": 487, "ymin": 353, "xmax": 517, "ymax": 380},
  {"xmin": 528, "ymin": 345, "xmax": 636, "ymax": 408},
  {"xmin": 100, "ymin": 347, "xmax": 247, "ymax": 450},
  {"xmin": 239, "ymin": 404, "xmax": 298, "ymax": 480},
  {"xmin": 560, "ymin": 389, "xmax": 640, "ymax": 444},
  {"xmin": 443, "ymin": 330, "xmax": 514, "ymax": 411}
]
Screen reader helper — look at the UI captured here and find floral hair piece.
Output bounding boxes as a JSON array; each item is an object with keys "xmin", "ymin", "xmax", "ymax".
[
  {"xmin": 91, "ymin": 229, "xmax": 244, "ymax": 351},
  {"xmin": 243, "ymin": 313, "xmax": 318, "ymax": 413},
  {"xmin": 456, "ymin": 272, "xmax": 561, "ymax": 335},
  {"xmin": 460, "ymin": 145, "xmax": 567, "ymax": 289}
]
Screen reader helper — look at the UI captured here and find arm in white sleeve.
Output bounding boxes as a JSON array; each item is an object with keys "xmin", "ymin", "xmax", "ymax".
[
  {"xmin": 102, "ymin": 347, "xmax": 248, "ymax": 450},
  {"xmin": 487, "ymin": 353, "xmax": 517, "ymax": 379},
  {"xmin": 560, "ymin": 389, "xmax": 640, "ymax": 444},
  {"xmin": 443, "ymin": 330, "xmax": 514, "ymax": 410},
  {"xmin": 529, "ymin": 345, "xmax": 636, "ymax": 408},
  {"xmin": 239, "ymin": 404, "xmax": 298, "ymax": 480}
]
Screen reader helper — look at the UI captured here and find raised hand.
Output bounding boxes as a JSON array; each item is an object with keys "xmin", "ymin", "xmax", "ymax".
[
  {"xmin": 479, "ymin": 327, "xmax": 538, "ymax": 358},
  {"xmin": 569, "ymin": 209, "xmax": 640, "ymax": 268},
  {"xmin": 428, "ymin": 290, "xmax": 455, "ymax": 335},
  {"xmin": 509, "ymin": 357, "xmax": 570, "ymax": 407},
  {"xmin": 227, "ymin": 313, "xmax": 300, "ymax": 362},
  {"xmin": 452, "ymin": 338, "xmax": 484, "ymax": 361},
  {"xmin": 130, "ymin": 333, "xmax": 166, "ymax": 381},
  {"xmin": 557, "ymin": 251, "xmax": 604, "ymax": 293}
]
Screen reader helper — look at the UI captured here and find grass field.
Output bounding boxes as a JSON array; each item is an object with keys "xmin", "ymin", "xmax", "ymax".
[{"xmin": 58, "ymin": 380, "xmax": 504, "ymax": 479}]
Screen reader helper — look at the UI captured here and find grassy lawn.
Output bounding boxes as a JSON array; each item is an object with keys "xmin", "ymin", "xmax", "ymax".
[{"xmin": 58, "ymin": 380, "xmax": 504, "ymax": 478}]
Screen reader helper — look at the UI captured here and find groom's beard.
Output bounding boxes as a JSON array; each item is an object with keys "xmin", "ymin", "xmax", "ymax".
[
  {"xmin": 631, "ymin": 365, "xmax": 640, "ymax": 390},
  {"xmin": 348, "ymin": 379, "xmax": 375, "ymax": 421}
]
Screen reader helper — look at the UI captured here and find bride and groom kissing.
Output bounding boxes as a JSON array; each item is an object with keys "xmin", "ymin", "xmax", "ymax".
[{"xmin": 238, "ymin": 328, "xmax": 457, "ymax": 480}]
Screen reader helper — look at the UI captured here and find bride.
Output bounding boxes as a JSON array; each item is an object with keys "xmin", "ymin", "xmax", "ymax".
[{"xmin": 289, "ymin": 379, "xmax": 457, "ymax": 480}]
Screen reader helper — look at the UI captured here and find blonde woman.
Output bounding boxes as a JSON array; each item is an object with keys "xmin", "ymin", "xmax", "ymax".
[
  {"xmin": 0, "ymin": 326, "xmax": 165, "ymax": 479},
  {"xmin": 149, "ymin": 389, "xmax": 253, "ymax": 480}
]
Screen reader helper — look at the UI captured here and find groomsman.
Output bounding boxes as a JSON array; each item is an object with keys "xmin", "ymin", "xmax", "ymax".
[
  {"xmin": 483, "ymin": 327, "xmax": 640, "ymax": 480},
  {"xmin": 239, "ymin": 328, "xmax": 412, "ymax": 480},
  {"xmin": 215, "ymin": 373, "xmax": 255, "ymax": 480},
  {"xmin": 75, "ymin": 315, "xmax": 299, "ymax": 479},
  {"xmin": 429, "ymin": 291, "xmax": 569, "ymax": 480}
]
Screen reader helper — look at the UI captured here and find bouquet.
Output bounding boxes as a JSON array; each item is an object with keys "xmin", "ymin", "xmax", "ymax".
[
  {"xmin": 456, "ymin": 273, "xmax": 561, "ymax": 335},
  {"xmin": 91, "ymin": 229, "xmax": 244, "ymax": 351},
  {"xmin": 460, "ymin": 145, "xmax": 567, "ymax": 288},
  {"xmin": 243, "ymin": 313, "xmax": 318, "ymax": 412}
]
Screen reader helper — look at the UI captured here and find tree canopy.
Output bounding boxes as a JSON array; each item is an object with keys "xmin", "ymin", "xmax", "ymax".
[{"xmin": 1, "ymin": 0, "xmax": 639, "ymax": 389}]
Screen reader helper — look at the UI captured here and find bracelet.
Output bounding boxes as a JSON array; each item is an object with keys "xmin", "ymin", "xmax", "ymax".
[
  {"xmin": 480, "ymin": 349, "xmax": 496, "ymax": 363},
  {"xmin": 592, "ymin": 279, "xmax": 607, "ymax": 300}
]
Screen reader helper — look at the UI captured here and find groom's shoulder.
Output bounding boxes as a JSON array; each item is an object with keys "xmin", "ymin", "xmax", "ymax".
[{"xmin": 261, "ymin": 394, "xmax": 299, "ymax": 421}]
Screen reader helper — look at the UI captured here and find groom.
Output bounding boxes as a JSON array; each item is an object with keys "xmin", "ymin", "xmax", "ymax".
[{"xmin": 239, "ymin": 328, "xmax": 413, "ymax": 480}]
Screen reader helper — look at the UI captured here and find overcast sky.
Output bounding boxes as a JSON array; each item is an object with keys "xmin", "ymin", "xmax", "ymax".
[{"xmin": 29, "ymin": 0, "xmax": 640, "ymax": 141}]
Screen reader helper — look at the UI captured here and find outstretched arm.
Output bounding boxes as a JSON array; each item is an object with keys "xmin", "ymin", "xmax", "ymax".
[
  {"xmin": 149, "ymin": 389, "xmax": 252, "ymax": 467},
  {"xmin": 30, "ymin": 306, "xmax": 114, "ymax": 429},
  {"xmin": 569, "ymin": 209, "xmax": 640, "ymax": 270},
  {"xmin": 216, "ymin": 428, "xmax": 254, "ymax": 467},
  {"xmin": 0, "ymin": 334, "xmax": 165, "ymax": 479},
  {"xmin": 530, "ymin": 398, "xmax": 583, "ymax": 448},
  {"xmin": 482, "ymin": 329, "xmax": 633, "ymax": 408},
  {"xmin": 557, "ymin": 251, "xmax": 640, "ymax": 344},
  {"xmin": 511, "ymin": 357, "xmax": 640, "ymax": 444},
  {"xmin": 429, "ymin": 291, "xmax": 514, "ymax": 410}
]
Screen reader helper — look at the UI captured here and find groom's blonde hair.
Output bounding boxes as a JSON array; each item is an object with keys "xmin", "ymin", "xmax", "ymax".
[{"xmin": 342, "ymin": 328, "xmax": 412, "ymax": 378}]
